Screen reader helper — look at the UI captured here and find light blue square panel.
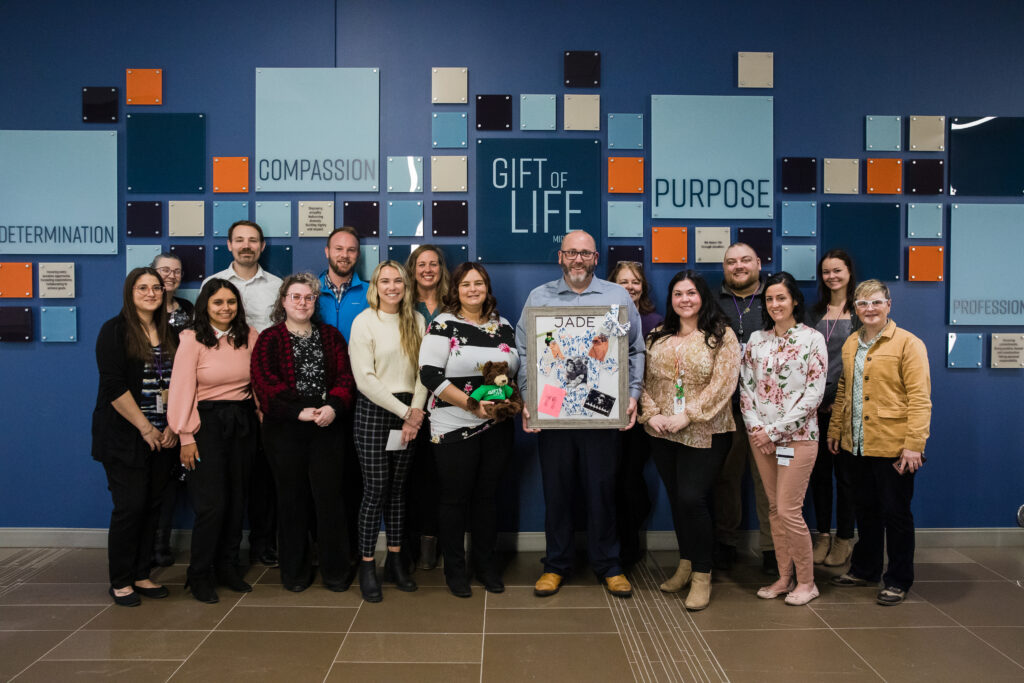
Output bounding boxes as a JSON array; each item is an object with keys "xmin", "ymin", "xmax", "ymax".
[
  {"xmin": 387, "ymin": 156, "xmax": 423, "ymax": 193},
  {"xmin": 125, "ymin": 244, "xmax": 162, "ymax": 274},
  {"xmin": 432, "ymin": 112, "xmax": 468, "ymax": 149},
  {"xmin": 40, "ymin": 306, "xmax": 77, "ymax": 342},
  {"xmin": 865, "ymin": 115, "xmax": 902, "ymax": 151},
  {"xmin": 520, "ymin": 94, "xmax": 556, "ymax": 131},
  {"xmin": 607, "ymin": 201, "xmax": 644, "ymax": 238},
  {"xmin": 608, "ymin": 113, "xmax": 643, "ymax": 150},
  {"xmin": 212, "ymin": 201, "xmax": 249, "ymax": 237},
  {"xmin": 781, "ymin": 201, "xmax": 817, "ymax": 236},
  {"xmin": 358, "ymin": 244, "xmax": 379, "ymax": 282},
  {"xmin": 387, "ymin": 200, "xmax": 424, "ymax": 237},
  {"xmin": 947, "ymin": 332, "xmax": 983, "ymax": 368},
  {"xmin": 907, "ymin": 202, "xmax": 942, "ymax": 239},
  {"xmin": 781, "ymin": 245, "xmax": 817, "ymax": 281},
  {"xmin": 949, "ymin": 203, "xmax": 1024, "ymax": 325},
  {"xmin": 255, "ymin": 201, "xmax": 291, "ymax": 237}
]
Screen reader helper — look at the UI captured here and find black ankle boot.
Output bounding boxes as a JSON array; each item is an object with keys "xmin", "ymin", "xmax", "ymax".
[
  {"xmin": 359, "ymin": 559, "xmax": 382, "ymax": 602},
  {"xmin": 185, "ymin": 573, "xmax": 219, "ymax": 604},
  {"xmin": 383, "ymin": 550, "xmax": 417, "ymax": 592},
  {"xmin": 152, "ymin": 530, "xmax": 174, "ymax": 567},
  {"xmin": 216, "ymin": 565, "xmax": 252, "ymax": 593},
  {"xmin": 446, "ymin": 572, "xmax": 472, "ymax": 598}
]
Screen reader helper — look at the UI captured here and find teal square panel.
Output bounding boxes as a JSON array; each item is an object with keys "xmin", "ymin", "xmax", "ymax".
[
  {"xmin": 213, "ymin": 201, "xmax": 249, "ymax": 237},
  {"xmin": 608, "ymin": 113, "xmax": 643, "ymax": 150},
  {"xmin": 822, "ymin": 202, "xmax": 901, "ymax": 281},
  {"xmin": 387, "ymin": 200, "xmax": 424, "ymax": 237},
  {"xmin": 255, "ymin": 201, "xmax": 291, "ymax": 237},
  {"xmin": 607, "ymin": 201, "xmax": 644, "ymax": 238},
  {"xmin": 387, "ymin": 156, "xmax": 423, "ymax": 193},
  {"xmin": 949, "ymin": 203, "xmax": 1024, "ymax": 325},
  {"xmin": 781, "ymin": 201, "xmax": 817, "ymax": 236},
  {"xmin": 214, "ymin": 244, "xmax": 293, "ymax": 279},
  {"xmin": 907, "ymin": 202, "xmax": 943, "ymax": 239},
  {"xmin": 781, "ymin": 245, "xmax": 817, "ymax": 281},
  {"xmin": 520, "ymin": 94, "xmax": 556, "ymax": 131},
  {"xmin": 126, "ymin": 113, "xmax": 206, "ymax": 193},
  {"xmin": 947, "ymin": 332, "xmax": 983, "ymax": 368},
  {"xmin": 40, "ymin": 306, "xmax": 77, "ymax": 342},
  {"xmin": 432, "ymin": 112, "xmax": 468, "ymax": 149},
  {"xmin": 125, "ymin": 244, "xmax": 162, "ymax": 274},
  {"xmin": 358, "ymin": 244, "xmax": 379, "ymax": 282},
  {"xmin": 865, "ymin": 115, "xmax": 902, "ymax": 152}
]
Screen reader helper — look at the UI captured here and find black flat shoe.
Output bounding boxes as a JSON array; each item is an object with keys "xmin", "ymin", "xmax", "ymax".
[
  {"xmin": 258, "ymin": 547, "xmax": 279, "ymax": 568},
  {"xmin": 185, "ymin": 576, "xmax": 219, "ymax": 604},
  {"xmin": 383, "ymin": 550, "xmax": 417, "ymax": 592},
  {"xmin": 446, "ymin": 574, "xmax": 472, "ymax": 598},
  {"xmin": 284, "ymin": 582, "xmax": 309, "ymax": 593},
  {"xmin": 132, "ymin": 583, "xmax": 169, "ymax": 599},
  {"xmin": 475, "ymin": 573, "xmax": 505, "ymax": 594},
  {"xmin": 109, "ymin": 587, "xmax": 141, "ymax": 607},
  {"xmin": 217, "ymin": 566, "xmax": 253, "ymax": 593}
]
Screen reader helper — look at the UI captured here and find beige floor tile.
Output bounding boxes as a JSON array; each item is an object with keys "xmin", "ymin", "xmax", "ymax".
[
  {"xmin": 813, "ymin": 600, "xmax": 957, "ymax": 628},
  {"xmin": 349, "ymin": 587, "xmax": 484, "ymax": 633},
  {"xmin": 687, "ymin": 584, "xmax": 828, "ymax": 630},
  {"xmin": 14, "ymin": 659, "xmax": 180, "ymax": 682},
  {"xmin": 915, "ymin": 562, "xmax": 1006, "ymax": 581},
  {"xmin": 337, "ymin": 632, "xmax": 481, "ymax": 662},
  {"xmin": 970, "ymin": 626, "xmax": 1024, "ymax": 667},
  {"xmin": 240, "ymin": 582, "xmax": 363, "ymax": 608},
  {"xmin": 84, "ymin": 589, "xmax": 239, "ymax": 630},
  {"xmin": 912, "ymin": 581, "xmax": 1024, "ymax": 626},
  {"xmin": 958, "ymin": 547, "xmax": 1024, "ymax": 579},
  {"xmin": 702, "ymin": 629, "xmax": 883, "ymax": 682},
  {"xmin": 43, "ymin": 629, "xmax": 206, "ymax": 660},
  {"xmin": 0, "ymin": 582, "xmax": 111, "ymax": 606},
  {"xmin": 218, "ymin": 605, "xmax": 357, "ymax": 632},
  {"xmin": 408, "ymin": 566, "xmax": 448, "ymax": 587},
  {"xmin": 914, "ymin": 547, "xmax": 976, "ymax": 563},
  {"xmin": 0, "ymin": 630, "xmax": 73, "ymax": 681},
  {"xmin": 149, "ymin": 563, "xmax": 188, "ymax": 584},
  {"xmin": 483, "ymin": 633, "xmax": 633, "ymax": 681},
  {"xmin": 486, "ymin": 606, "xmax": 616, "ymax": 633},
  {"xmin": 24, "ymin": 549, "xmax": 110, "ymax": 583},
  {"xmin": 325, "ymin": 662, "xmax": 479, "ymax": 682},
  {"xmin": 169, "ymin": 631, "xmax": 342, "ymax": 682},
  {"xmin": 0, "ymin": 605, "xmax": 104, "ymax": 630},
  {"xmin": 487, "ymin": 585, "xmax": 608, "ymax": 608}
]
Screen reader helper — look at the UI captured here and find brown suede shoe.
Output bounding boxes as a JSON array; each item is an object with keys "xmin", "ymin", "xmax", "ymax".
[
  {"xmin": 604, "ymin": 574, "xmax": 633, "ymax": 598},
  {"xmin": 534, "ymin": 572, "xmax": 563, "ymax": 597}
]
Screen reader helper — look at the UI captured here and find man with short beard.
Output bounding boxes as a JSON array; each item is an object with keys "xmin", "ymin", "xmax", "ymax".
[
  {"xmin": 514, "ymin": 230, "xmax": 645, "ymax": 599},
  {"xmin": 318, "ymin": 226, "xmax": 368, "ymax": 341}
]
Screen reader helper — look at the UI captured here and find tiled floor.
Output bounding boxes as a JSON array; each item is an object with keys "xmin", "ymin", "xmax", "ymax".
[{"xmin": 1, "ymin": 544, "xmax": 1023, "ymax": 682}]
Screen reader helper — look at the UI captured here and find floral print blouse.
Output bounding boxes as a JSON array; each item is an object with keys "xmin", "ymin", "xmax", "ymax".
[{"xmin": 739, "ymin": 323, "xmax": 827, "ymax": 443}]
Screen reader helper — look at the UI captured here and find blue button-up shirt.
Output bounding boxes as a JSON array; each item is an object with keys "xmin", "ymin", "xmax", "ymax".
[{"xmin": 318, "ymin": 270, "xmax": 368, "ymax": 342}]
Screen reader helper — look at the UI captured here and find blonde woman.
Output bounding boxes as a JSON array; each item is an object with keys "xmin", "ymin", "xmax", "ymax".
[{"xmin": 348, "ymin": 261, "xmax": 428, "ymax": 602}]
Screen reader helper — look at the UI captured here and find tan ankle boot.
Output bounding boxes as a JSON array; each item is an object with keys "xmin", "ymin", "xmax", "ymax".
[
  {"xmin": 812, "ymin": 533, "xmax": 832, "ymax": 565},
  {"xmin": 824, "ymin": 536, "xmax": 854, "ymax": 566},
  {"xmin": 659, "ymin": 559, "xmax": 692, "ymax": 593},
  {"xmin": 684, "ymin": 571, "xmax": 711, "ymax": 611}
]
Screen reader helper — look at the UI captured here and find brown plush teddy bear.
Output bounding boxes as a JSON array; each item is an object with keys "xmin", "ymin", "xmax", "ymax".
[{"xmin": 465, "ymin": 360, "xmax": 524, "ymax": 422}]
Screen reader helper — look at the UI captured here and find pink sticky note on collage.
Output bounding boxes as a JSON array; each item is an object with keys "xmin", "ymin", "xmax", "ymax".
[{"xmin": 538, "ymin": 384, "xmax": 566, "ymax": 417}]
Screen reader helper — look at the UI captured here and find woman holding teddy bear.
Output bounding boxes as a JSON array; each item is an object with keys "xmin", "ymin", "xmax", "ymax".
[{"xmin": 418, "ymin": 262, "xmax": 522, "ymax": 598}]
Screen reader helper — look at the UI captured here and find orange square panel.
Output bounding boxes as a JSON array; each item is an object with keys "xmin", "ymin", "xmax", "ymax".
[
  {"xmin": 866, "ymin": 158, "xmax": 902, "ymax": 194},
  {"xmin": 608, "ymin": 156, "xmax": 644, "ymax": 194},
  {"xmin": 213, "ymin": 157, "xmax": 249, "ymax": 193},
  {"xmin": 126, "ymin": 68, "xmax": 163, "ymax": 105},
  {"xmin": 0, "ymin": 262, "xmax": 33, "ymax": 298},
  {"xmin": 651, "ymin": 227, "xmax": 687, "ymax": 263},
  {"xmin": 908, "ymin": 246, "xmax": 943, "ymax": 282}
]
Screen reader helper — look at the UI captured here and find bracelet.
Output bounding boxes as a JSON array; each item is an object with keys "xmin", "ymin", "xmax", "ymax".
[{"xmin": 402, "ymin": 407, "xmax": 412, "ymax": 421}]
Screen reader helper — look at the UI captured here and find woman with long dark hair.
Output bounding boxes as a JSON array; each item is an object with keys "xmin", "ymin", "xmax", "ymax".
[{"xmin": 639, "ymin": 270, "xmax": 740, "ymax": 611}]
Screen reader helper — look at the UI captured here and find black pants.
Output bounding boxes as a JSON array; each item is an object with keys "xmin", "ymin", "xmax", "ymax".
[
  {"xmin": 187, "ymin": 401, "xmax": 255, "ymax": 578},
  {"xmin": 103, "ymin": 450, "xmax": 176, "ymax": 588},
  {"xmin": 247, "ymin": 429, "xmax": 277, "ymax": 559},
  {"xmin": 433, "ymin": 421, "xmax": 513, "ymax": 579},
  {"xmin": 651, "ymin": 433, "xmax": 730, "ymax": 573},
  {"xmin": 339, "ymin": 411, "xmax": 363, "ymax": 561},
  {"xmin": 264, "ymin": 417, "xmax": 350, "ymax": 587},
  {"xmin": 616, "ymin": 421, "xmax": 653, "ymax": 566},
  {"xmin": 848, "ymin": 453, "xmax": 916, "ymax": 591},
  {"xmin": 407, "ymin": 415, "xmax": 441, "ymax": 549},
  {"xmin": 808, "ymin": 410, "xmax": 856, "ymax": 538}
]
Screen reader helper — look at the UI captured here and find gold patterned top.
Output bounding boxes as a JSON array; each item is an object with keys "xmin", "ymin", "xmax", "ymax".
[{"xmin": 639, "ymin": 326, "xmax": 741, "ymax": 447}]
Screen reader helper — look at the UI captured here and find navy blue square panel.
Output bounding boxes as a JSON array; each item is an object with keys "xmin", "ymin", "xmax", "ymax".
[
  {"xmin": 736, "ymin": 227, "xmax": 773, "ymax": 264},
  {"xmin": 476, "ymin": 95, "xmax": 513, "ymax": 131},
  {"xmin": 213, "ymin": 244, "xmax": 292, "ymax": 279},
  {"xmin": 126, "ymin": 113, "xmax": 206, "ymax": 193},
  {"xmin": 0, "ymin": 307, "xmax": 32, "ymax": 342},
  {"xmin": 82, "ymin": 86, "xmax": 118, "ymax": 123},
  {"xmin": 169, "ymin": 244, "xmax": 206, "ymax": 283},
  {"xmin": 780, "ymin": 157, "xmax": 817, "ymax": 193},
  {"xmin": 343, "ymin": 201, "xmax": 379, "ymax": 238},
  {"xmin": 822, "ymin": 202, "xmax": 901, "ymax": 281},
  {"xmin": 606, "ymin": 245, "xmax": 644, "ymax": 271},
  {"xmin": 432, "ymin": 200, "xmax": 468, "ymax": 237},
  {"xmin": 126, "ymin": 201, "xmax": 162, "ymax": 238},
  {"xmin": 949, "ymin": 116, "xmax": 1024, "ymax": 196},
  {"xmin": 905, "ymin": 159, "xmax": 944, "ymax": 195},
  {"xmin": 564, "ymin": 50, "xmax": 601, "ymax": 87}
]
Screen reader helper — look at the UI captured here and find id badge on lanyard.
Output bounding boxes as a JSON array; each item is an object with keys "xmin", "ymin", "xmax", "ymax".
[
  {"xmin": 673, "ymin": 358, "xmax": 686, "ymax": 415},
  {"xmin": 776, "ymin": 445, "xmax": 794, "ymax": 466}
]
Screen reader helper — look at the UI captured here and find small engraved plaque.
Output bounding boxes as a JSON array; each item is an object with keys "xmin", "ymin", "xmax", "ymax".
[
  {"xmin": 695, "ymin": 226, "xmax": 731, "ymax": 263},
  {"xmin": 299, "ymin": 201, "xmax": 334, "ymax": 237},
  {"xmin": 38, "ymin": 263, "xmax": 75, "ymax": 298},
  {"xmin": 991, "ymin": 334, "xmax": 1024, "ymax": 369}
]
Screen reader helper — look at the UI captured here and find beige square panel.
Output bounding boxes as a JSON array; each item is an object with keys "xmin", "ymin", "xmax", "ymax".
[
  {"xmin": 298, "ymin": 201, "xmax": 334, "ymax": 237},
  {"xmin": 738, "ymin": 51, "xmax": 773, "ymax": 88},
  {"xmin": 564, "ymin": 94, "xmax": 600, "ymax": 131},
  {"xmin": 910, "ymin": 115, "xmax": 945, "ymax": 151},
  {"xmin": 431, "ymin": 67, "xmax": 468, "ymax": 104},
  {"xmin": 168, "ymin": 201, "xmax": 205, "ymax": 236},
  {"xmin": 823, "ymin": 158, "xmax": 860, "ymax": 194},
  {"xmin": 431, "ymin": 155, "xmax": 467, "ymax": 192},
  {"xmin": 38, "ymin": 262, "xmax": 75, "ymax": 298},
  {"xmin": 695, "ymin": 226, "xmax": 731, "ymax": 263}
]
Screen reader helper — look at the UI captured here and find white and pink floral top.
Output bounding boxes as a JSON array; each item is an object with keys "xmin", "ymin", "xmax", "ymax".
[{"xmin": 739, "ymin": 323, "xmax": 827, "ymax": 443}]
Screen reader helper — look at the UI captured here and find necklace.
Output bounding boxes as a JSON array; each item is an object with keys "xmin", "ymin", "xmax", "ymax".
[
  {"xmin": 730, "ymin": 282, "xmax": 760, "ymax": 337},
  {"xmin": 822, "ymin": 304, "xmax": 845, "ymax": 342}
]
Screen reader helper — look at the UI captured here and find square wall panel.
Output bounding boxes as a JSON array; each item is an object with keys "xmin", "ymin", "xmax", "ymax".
[
  {"xmin": 521, "ymin": 94, "xmax": 556, "ymax": 131},
  {"xmin": 126, "ymin": 244, "xmax": 162, "ymax": 274},
  {"xmin": 358, "ymin": 244, "xmax": 379, "ymax": 282},
  {"xmin": 432, "ymin": 112, "xmax": 468, "ymax": 148},
  {"xmin": 82, "ymin": 86, "xmax": 119, "ymax": 123},
  {"xmin": 949, "ymin": 204, "xmax": 1024, "ymax": 325},
  {"xmin": 949, "ymin": 116, "xmax": 1024, "ymax": 196},
  {"xmin": 169, "ymin": 244, "xmax": 206, "ymax": 283},
  {"xmin": 396, "ymin": 243, "xmax": 467, "ymax": 267},
  {"xmin": 866, "ymin": 115, "xmax": 901, "ymax": 151},
  {"xmin": 0, "ymin": 262, "xmax": 33, "ymax": 298},
  {"xmin": 991, "ymin": 334, "xmax": 1024, "ymax": 368},
  {"xmin": 607, "ymin": 245, "xmax": 644, "ymax": 271},
  {"xmin": 907, "ymin": 202, "xmax": 942, "ymax": 239},
  {"xmin": 38, "ymin": 262, "xmax": 75, "ymax": 299},
  {"xmin": 387, "ymin": 156, "xmax": 423, "ymax": 193},
  {"xmin": 909, "ymin": 115, "xmax": 945, "ymax": 151},
  {"xmin": 947, "ymin": 332, "xmax": 983, "ymax": 368},
  {"xmin": 608, "ymin": 114, "xmax": 643, "ymax": 150},
  {"xmin": 298, "ymin": 201, "xmax": 334, "ymax": 238},
  {"xmin": 866, "ymin": 158, "xmax": 903, "ymax": 194},
  {"xmin": 255, "ymin": 201, "xmax": 292, "ymax": 237},
  {"xmin": 564, "ymin": 50, "xmax": 600, "ymax": 87},
  {"xmin": 823, "ymin": 158, "xmax": 859, "ymax": 194},
  {"xmin": 40, "ymin": 306, "xmax": 76, "ymax": 342},
  {"xmin": 906, "ymin": 159, "xmax": 944, "ymax": 194},
  {"xmin": 737, "ymin": 51, "xmax": 773, "ymax": 88},
  {"xmin": 651, "ymin": 227, "xmax": 687, "ymax": 263},
  {"xmin": 736, "ymin": 227, "xmax": 773, "ymax": 264},
  {"xmin": 432, "ymin": 200, "xmax": 468, "ymax": 237},
  {"xmin": 344, "ymin": 201, "xmax": 379, "ymax": 237},
  {"xmin": 431, "ymin": 67, "xmax": 467, "ymax": 104},
  {"xmin": 908, "ymin": 245, "xmax": 944, "ymax": 282},
  {"xmin": 212, "ymin": 201, "xmax": 248, "ymax": 237},
  {"xmin": 0, "ymin": 306, "xmax": 32, "ymax": 342},
  {"xmin": 607, "ymin": 201, "xmax": 643, "ymax": 238},
  {"xmin": 781, "ymin": 245, "xmax": 817, "ymax": 281},
  {"xmin": 608, "ymin": 157, "xmax": 644, "ymax": 193},
  {"xmin": 125, "ymin": 68, "xmax": 162, "ymax": 105},
  {"xmin": 126, "ymin": 201, "xmax": 162, "ymax": 238},
  {"xmin": 476, "ymin": 95, "xmax": 513, "ymax": 131},
  {"xmin": 822, "ymin": 202, "xmax": 901, "ymax": 281},
  {"xmin": 387, "ymin": 200, "xmax": 424, "ymax": 237},
  {"xmin": 212, "ymin": 156, "xmax": 248, "ymax": 193},
  {"xmin": 431, "ymin": 156, "xmax": 467, "ymax": 192},
  {"xmin": 781, "ymin": 157, "xmax": 816, "ymax": 193},
  {"xmin": 126, "ymin": 113, "xmax": 205, "ymax": 193},
  {"xmin": 168, "ymin": 200, "xmax": 204, "ymax": 237},
  {"xmin": 695, "ymin": 226, "xmax": 731, "ymax": 263},
  {"xmin": 564, "ymin": 94, "xmax": 600, "ymax": 131},
  {"xmin": 781, "ymin": 201, "xmax": 817, "ymax": 237}
]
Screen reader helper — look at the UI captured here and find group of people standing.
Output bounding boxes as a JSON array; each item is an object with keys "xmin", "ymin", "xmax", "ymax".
[{"xmin": 92, "ymin": 224, "xmax": 930, "ymax": 613}]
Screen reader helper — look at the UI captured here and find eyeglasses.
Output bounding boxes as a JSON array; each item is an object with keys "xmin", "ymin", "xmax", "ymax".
[
  {"xmin": 286, "ymin": 293, "xmax": 316, "ymax": 304},
  {"xmin": 134, "ymin": 285, "xmax": 164, "ymax": 294},
  {"xmin": 155, "ymin": 267, "xmax": 182, "ymax": 277},
  {"xmin": 854, "ymin": 299, "xmax": 889, "ymax": 309},
  {"xmin": 560, "ymin": 249, "xmax": 596, "ymax": 260}
]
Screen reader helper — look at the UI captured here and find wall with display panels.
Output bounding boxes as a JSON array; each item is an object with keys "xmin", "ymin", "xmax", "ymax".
[{"xmin": 1, "ymin": 0, "xmax": 1022, "ymax": 534}]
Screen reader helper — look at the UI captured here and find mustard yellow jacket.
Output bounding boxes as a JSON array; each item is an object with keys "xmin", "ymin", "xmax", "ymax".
[{"xmin": 827, "ymin": 320, "xmax": 931, "ymax": 457}]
